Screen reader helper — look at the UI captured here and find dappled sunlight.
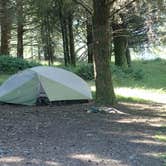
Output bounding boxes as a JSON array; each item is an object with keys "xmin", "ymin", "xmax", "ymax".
[
  {"xmin": 0, "ymin": 156, "xmax": 61, "ymax": 166},
  {"xmin": 116, "ymin": 118, "xmax": 147, "ymax": 124},
  {"xmin": 70, "ymin": 154, "xmax": 101, "ymax": 162},
  {"xmin": 0, "ymin": 102, "xmax": 165, "ymax": 165},
  {"xmin": 143, "ymin": 152, "xmax": 163, "ymax": 159},
  {"xmin": 116, "ymin": 117, "xmax": 165, "ymax": 127},
  {"xmin": 45, "ymin": 160, "xmax": 61, "ymax": 166},
  {"xmin": 90, "ymin": 85, "xmax": 96, "ymax": 92},
  {"xmin": 0, "ymin": 156, "xmax": 24, "ymax": 163},
  {"xmin": 115, "ymin": 87, "xmax": 166, "ymax": 103},
  {"xmin": 70, "ymin": 153, "xmax": 119, "ymax": 164},
  {"xmin": 129, "ymin": 138, "xmax": 166, "ymax": 146},
  {"xmin": 119, "ymin": 102, "xmax": 166, "ymax": 111}
]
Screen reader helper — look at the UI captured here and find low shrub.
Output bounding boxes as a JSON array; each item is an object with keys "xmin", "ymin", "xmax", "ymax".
[
  {"xmin": 75, "ymin": 63, "xmax": 94, "ymax": 80},
  {"xmin": 63, "ymin": 63, "xmax": 94, "ymax": 80},
  {"xmin": 132, "ymin": 69, "xmax": 145, "ymax": 80},
  {"xmin": 111, "ymin": 65, "xmax": 145, "ymax": 83},
  {"xmin": 0, "ymin": 55, "xmax": 41, "ymax": 73},
  {"xmin": 64, "ymin": 63, "xmax": 145, "ymax": 81}
]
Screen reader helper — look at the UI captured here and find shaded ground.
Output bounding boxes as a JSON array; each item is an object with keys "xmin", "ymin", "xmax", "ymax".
[{"xmin": 0, "ymin": 102, "xmax": 165, "ymax": 166}]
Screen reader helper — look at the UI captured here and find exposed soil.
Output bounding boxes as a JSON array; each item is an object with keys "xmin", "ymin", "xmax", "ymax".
[{"xmin": 0, "ymin": 102, "xmax": 165, "ymax": 166}]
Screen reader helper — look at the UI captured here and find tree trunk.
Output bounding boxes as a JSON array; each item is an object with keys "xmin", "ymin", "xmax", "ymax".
[
  {"xmin": 93, "ymin": 0, "xmax": 116, "ymax": 105},
  {"xmin": 0, "ymin": 0, "xmax": 11, "ymax": 55},
  {"xmin": 16, "ymin": 0, "xmax": 24, "ymax": 58},
  {"xmin": 17, "ymin": 24, "xmax": 24, "ymax": 58},
  {"xmin": 114, "ymin": 35, "xmax": 127, "ymax": 67},
  {"xmin": 38, "ymin": 45, "xmax": 41, "ymax": 61},
  {"xmin": 113, "ymin": 23, "xmax": 131, "ymax": 68},
  {"xmin": 47, "ymin": 15, "xmax": 54, "ymax": 65},
  {"xmin": 126, "ymin": 47, "xmax": 131, "ymax": 67},
  {"xmin": 41, "ymin": 15, "xmax": 54, "ymax": 65},
  {"xmin": 41, "ymin": 18, "xmax": 48, "ymax": 60},
  {"xmin": 63, "ymin": 18, "xmax": 70, "ymax": 66},
  {"xmin": 86, "ymin": 17, "xmax": 93, "ymax": 63},
  {"xmin": 58, "ymin": 0, "xmax": 70, "ymax": 66},
  {"xmin": 68, "ymin": 12, "xmax": 76, "ymax": 66}
]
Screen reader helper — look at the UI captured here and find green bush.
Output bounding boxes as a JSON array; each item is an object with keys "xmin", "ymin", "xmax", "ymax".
[
  {"xmin": 132, "ymin": 69, "xmax": 145, "ymax": 80},
  {"xmin": 111, "ymin": 65, "xmax": 145, "ymax": 83},
  {"xmin": 75, "ymin": 63, "xmax": 94, "ymax": 80},
  {"xmin": 64, "ymin": 63, "xmax": 145, "ymax": 81},
  {"xmin": 63, "ymin": 63, "xmax": 94, "ymax": 80},
  {"xmin": 0, "ymin": 55, "xmax": 41, "ymax": 73}
]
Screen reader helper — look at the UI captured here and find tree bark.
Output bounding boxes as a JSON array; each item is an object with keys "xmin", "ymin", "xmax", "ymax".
[
  {"xmin": 47, "ymin": 15, "xmax": 54, "ymax": 65},
  {"xmin": 93, "ymin": 0, "xmax": 116, "ymax": 105},
  {"xmin": 17, "ymin": 24, "xmax": 24, "ymax": 58},
  {"xmin": 41, "ymin": 17, "xmax": 48, "ymax": 60},
  {"xmin": 63, "ymin": 18, "xmax": 70, "ymax": 65},
  {"xmin": 68, "ymin": 12, "xmax": 76, "ymax": 66},
  {"xmin": 0, "ymin": 0, "xmax": 11, "ymax": 55},
  {"xmin": 16, "ymin": 0, "xmax": 24, "ymax": 58},
  {"xmin": 114, "ymin": 35, "xmax": 127, "ymax": 67},
  {"xmin": 41, "ymin": 15, "xmax": 54, "ymax": 65},
  {"xmin": 58, "ymin": 0, "xmax": 70, "ymax": 66},
  {"xmin": 126, "ymin": 47, "xmax": 131, "ymax": 67},
  {"xmin": 113, "ymin": 22, "xmax": 131, "ymax": 68},
  {"xmin": 86, "ymin": 17, "xmax": 93, "ymax": 63}
]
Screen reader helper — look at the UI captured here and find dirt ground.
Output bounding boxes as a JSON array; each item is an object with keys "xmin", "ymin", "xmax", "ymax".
[{"xmin": 0, "ymin": 102, "xmax": 165, "ymax": 166}]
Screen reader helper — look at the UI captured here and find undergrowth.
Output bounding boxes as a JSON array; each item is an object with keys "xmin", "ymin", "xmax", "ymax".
[
  {"xmin": 0, "ymin": 55, "xmax": 41, "ymax": 73},
  {"xmin": 0, "ymin": 57, "xmax": 166, "ymax": 103}
]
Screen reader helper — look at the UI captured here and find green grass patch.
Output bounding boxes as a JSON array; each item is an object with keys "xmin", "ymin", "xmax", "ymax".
[
  {"xmin": 112, "ymin": 59, "xmax": 166, "ymax": 92},
  {"xmin": 116, "ymin": 94, "xmax": 151, "ymax": 103},
  {"xmin": 155, "ymin": 134, "xmax": 166, "ymax": 142}
]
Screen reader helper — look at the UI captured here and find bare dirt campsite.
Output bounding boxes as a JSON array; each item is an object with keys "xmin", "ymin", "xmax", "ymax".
[
  {"xmin": 0, "ymin": 102, "xmax": 165, "ymax": 166},
  {"xmin": 0, "ymin": 0, "xmax": 166, "ymax": 165}
]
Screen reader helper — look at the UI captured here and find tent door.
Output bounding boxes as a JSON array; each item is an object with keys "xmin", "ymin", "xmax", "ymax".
[{"xmin": 36, "ymin": 83, "xmax": 49, "ymax": 105}]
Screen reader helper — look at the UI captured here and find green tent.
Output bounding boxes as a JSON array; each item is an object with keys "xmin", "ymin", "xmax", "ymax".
[{"xmin": 0, "ymin": 66, "xmax": 92, "ymax": 105}]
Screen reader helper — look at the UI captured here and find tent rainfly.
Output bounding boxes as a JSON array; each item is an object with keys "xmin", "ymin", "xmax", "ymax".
[{"xmin": 0, "ymin": 66, "xmax": 92, "ymax": 105}]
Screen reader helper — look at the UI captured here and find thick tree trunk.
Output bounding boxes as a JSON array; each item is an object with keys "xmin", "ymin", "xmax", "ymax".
[
  {"xmin": 93, "ymin": 0, "xmax": 116, "ymax": 105},
  {"xmin": 0, "ymin": 0, "xmax": 11, "ymax": 55},
  {"xmin": 1, "ymin": 25, "xmax": 11, "ymax": 55},
  {"xmin": 86, "ymin": 17, "xmax": 93, "ymax": 63},
  {"xmin": 16, "ymin": 0, "xmax": 24, "ymax": 58},
  {"xmin": 68, "ymin": 12, "xmax": 76, "ymax": 66}
]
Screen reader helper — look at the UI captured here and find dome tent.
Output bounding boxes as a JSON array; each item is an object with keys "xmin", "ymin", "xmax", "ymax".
[{"xmin": 0, "ymin": 66, "xmax": 92, "ymax": 105}]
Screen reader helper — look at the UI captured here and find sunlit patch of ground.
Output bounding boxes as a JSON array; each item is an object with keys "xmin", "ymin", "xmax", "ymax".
[
  {"xmin": 91, "ymin": 84, "xmax": 166, "ymax": 104},
  {"xmin": 70, "ymin": 153, "xmax": 121, "ymax": 165},
  {"xmin": 0, "ymin": 156, "xmax": 24, "ymax": 163},
  {"xmin": 115, "ymin": 88, "xmax": 166, "ymax": 104}
]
